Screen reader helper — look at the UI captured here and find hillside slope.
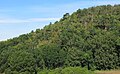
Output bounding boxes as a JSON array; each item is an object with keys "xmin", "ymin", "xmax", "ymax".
[{"xmin": 0, "ymin": 5, "xmax": 120, "ymax": 73}]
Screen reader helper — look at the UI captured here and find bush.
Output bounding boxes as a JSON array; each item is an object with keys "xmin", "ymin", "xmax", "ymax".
[{"xmin": 38, "ymin": 67, "xmax": 95, "ymax": 74}]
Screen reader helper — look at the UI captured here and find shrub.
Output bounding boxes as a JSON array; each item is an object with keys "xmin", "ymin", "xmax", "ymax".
[{"xmin": 38, "ymin": 67, "xmax": 94, "ymax": 74}]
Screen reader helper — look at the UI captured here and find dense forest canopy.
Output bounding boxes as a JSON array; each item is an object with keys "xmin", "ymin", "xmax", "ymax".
[{"xmin": 0, "ymin": 5, "xmax": 120, "ymax": 74}]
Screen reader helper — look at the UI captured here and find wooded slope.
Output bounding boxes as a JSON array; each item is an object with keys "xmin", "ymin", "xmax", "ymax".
[{"xmin": 0, "ymin": 5, "xmax": 120, "ymax": 73}]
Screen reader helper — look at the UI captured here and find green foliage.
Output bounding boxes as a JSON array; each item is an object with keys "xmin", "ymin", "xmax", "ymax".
[
  {"xmin": 38, "ymin": 67, "xmax": 95, "ymax": 74},
  {"xmin": 40, "ymin": 43, "xmax": 66, "ymax": 68},
  {"xmin": 0, "ymin": 5, "xmax": 120, "ymax": 73}
]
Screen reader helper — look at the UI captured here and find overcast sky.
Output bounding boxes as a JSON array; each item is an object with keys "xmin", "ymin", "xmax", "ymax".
[{"xmin": 0, "ymin": 0, "xmax": 120, "ymax": 41}]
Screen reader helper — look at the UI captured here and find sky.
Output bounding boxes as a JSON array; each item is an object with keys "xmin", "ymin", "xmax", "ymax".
[{"xmin": 0, "ymin": 0, "xmax": 120, "ymax": 41}]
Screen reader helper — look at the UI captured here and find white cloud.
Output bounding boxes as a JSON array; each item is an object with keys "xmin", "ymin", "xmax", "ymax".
[
  {"xmin": 0, "ymin": 18, "xmax": 60, "ymax": 24},
  {"xmin": 29, "ymin": 18, "xmax": 60, "ymax": 22},
  {"xmin": 0, "ymin": 9, "xmax": 15, "ymax": 12}
]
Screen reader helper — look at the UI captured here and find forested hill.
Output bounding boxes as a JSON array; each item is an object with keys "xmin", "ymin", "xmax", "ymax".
[{"xmin": 0, "ymin": 5, "xmax": 120, "ymax": 74}]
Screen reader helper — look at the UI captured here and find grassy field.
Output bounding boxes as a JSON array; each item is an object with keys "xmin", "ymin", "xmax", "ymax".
[{"xmin": 95, "ymin": 70, "xmax": 120, "ymax": 74}]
